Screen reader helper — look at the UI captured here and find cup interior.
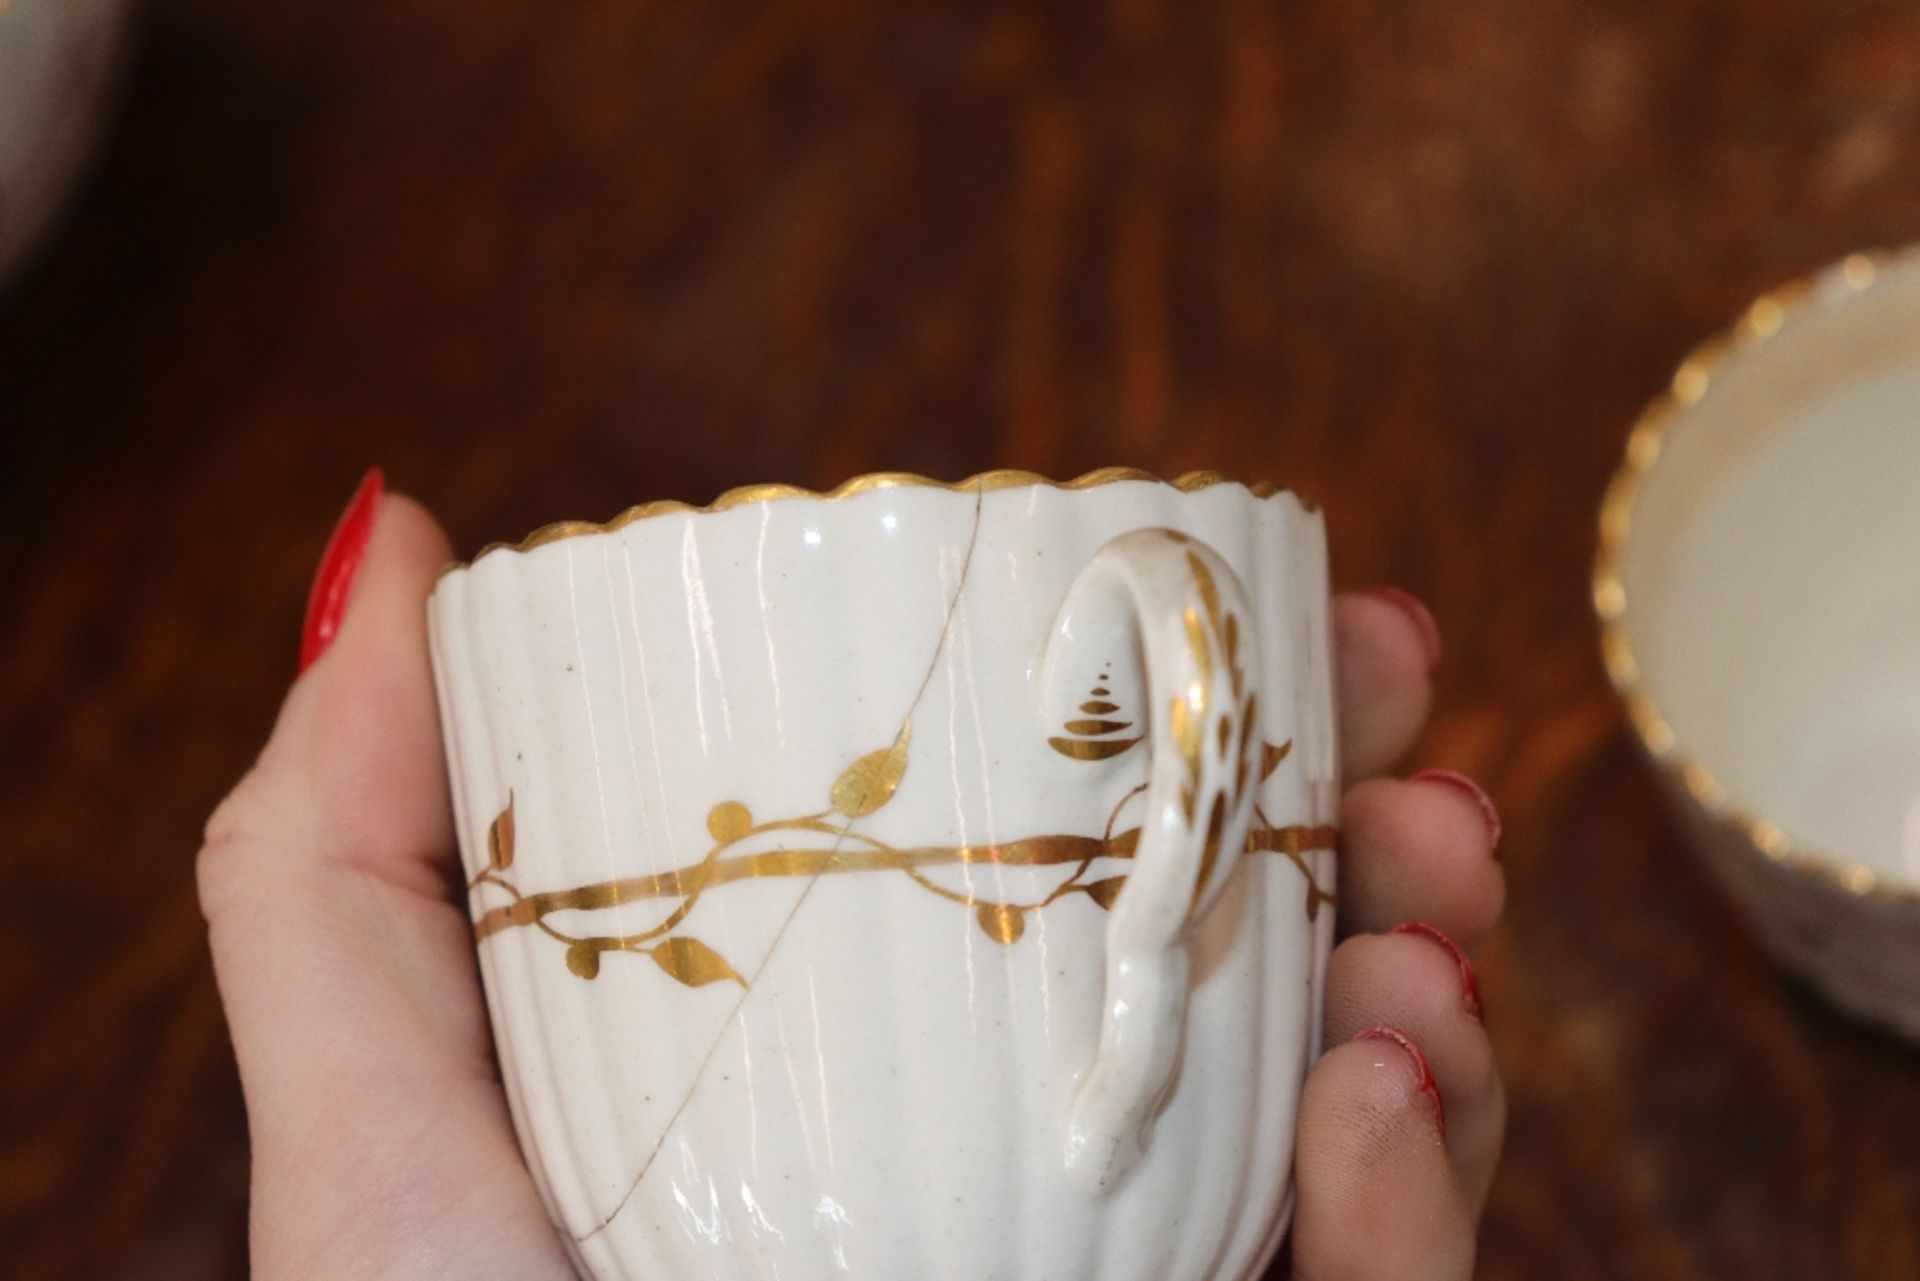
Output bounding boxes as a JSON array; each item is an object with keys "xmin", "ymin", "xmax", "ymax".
[{"xmin": 1618, "ymin": 254, "xmax": 1920, "ymax": 888}]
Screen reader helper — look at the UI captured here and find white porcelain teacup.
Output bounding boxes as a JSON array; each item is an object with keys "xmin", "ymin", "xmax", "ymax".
[
  {"xmin": 430, "ymin": 470, "xmax": 1338, "ymax": 1279},
  {"xmin": 1597, "ymin": 249, "xmax": 1920, "ymax": 1040}
]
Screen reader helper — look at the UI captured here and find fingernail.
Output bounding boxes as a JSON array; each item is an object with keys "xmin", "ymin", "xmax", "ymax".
[
  {"xmin": 1392, "ymin": 919, "xmax": 1485, "ymax": 1021},
  {"xmin": 1365, "ymin": 586, "xmax": 1441, "ymax": 671},
  {"xmin": 1412, "ymin": 767, "xmax": 1503, "ymax": 854},
  {"xmin": 299, "ymin": 467, "xmax": 384, "ymax": 672},
  {"xmin": 1355, "ymin": 1024, "xmax": 1446, "ymax": 1139}
]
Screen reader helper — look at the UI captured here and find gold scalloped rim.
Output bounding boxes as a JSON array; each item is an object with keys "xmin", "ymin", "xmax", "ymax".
[
  {"xmin": 446, "ymin": 468, "xmax": 1293, "ymax": 574},
  {"xmin": 1593, "ymin": 246, "xmax": 1920, "ymax": 905}
]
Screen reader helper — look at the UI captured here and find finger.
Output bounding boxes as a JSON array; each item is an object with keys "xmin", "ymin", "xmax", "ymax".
[
  {"xmin": 1333, "ymin": 590, "xmax": 1438, "ymax": 780},
  {"xmin": 1290, "ymin": 1027, "xmax": 1476, "ymax": 1281},
  {"xmin": 199, "ymin": 490, "xmax": 570, "ymax": 1277},
  {"xmin": 1337, "ymin": 772, "xmax": 1505, "ymax": 946},
  {"xmin": 1323, "ymin": 927, "xmax": 1506, "ymax": 1211}
]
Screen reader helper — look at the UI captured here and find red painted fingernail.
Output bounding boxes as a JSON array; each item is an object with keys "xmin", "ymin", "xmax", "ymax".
[
  {"xmin": 299, "ymin": 467, "xmax": 384, "ymax": 672},
  {"xmin": 1392, "ymin": 919, "xmax": 1484, "ymax": 1021},
  {"xmin": 1412, "ymin": 767, "xmax": 1503, "ymax": 853},
  {"xmin": 1365, "ymin": 586, "xmax": 1441, "ymax": 671},
  {"xmin": 1355, "ymin": 1024, "xmax": 1446, "ymax": 1139}
]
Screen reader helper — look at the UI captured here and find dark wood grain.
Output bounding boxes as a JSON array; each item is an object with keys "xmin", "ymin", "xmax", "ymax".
[{"xmin": 5, "ymin": 1, "xmax": 1920, "ymax": 1276}]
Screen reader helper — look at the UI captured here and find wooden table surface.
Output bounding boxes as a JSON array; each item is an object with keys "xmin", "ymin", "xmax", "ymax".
[{"xmin": 6, "ymin": 1, "xmax": 1920, "ymax": 1276}]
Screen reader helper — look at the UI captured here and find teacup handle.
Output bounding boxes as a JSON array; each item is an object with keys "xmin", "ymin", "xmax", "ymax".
[{"xmin": 1046, "ymin": 529, "xmax": 1263, "ymax": 1193}]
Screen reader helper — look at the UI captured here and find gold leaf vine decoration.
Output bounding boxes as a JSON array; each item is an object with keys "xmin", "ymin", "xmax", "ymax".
[
  {"xmin": 467, "ymin": 536, "xmax": 1336, "ymax": 984},
  {"xmin": 470, "ymin": 736, "xmax": 1334, "ymax": 986}
]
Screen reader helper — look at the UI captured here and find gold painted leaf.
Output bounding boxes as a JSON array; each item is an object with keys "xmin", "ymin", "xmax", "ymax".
[
  {"xmin": 1188, "ymin": 551, "xmax": 1222, "ymax": 631},
  {"xmin": 488, "ymin": 792, "xmax": 516, "ymax": 870},
  {"xmin": 707, "ymin": 800, "xmax": 753, "ymax": 842},
  {"xmin": 1170, "ymin": 694, "xmax": 1203, "ymax": 771},
  {"xmin": 829, "ymin": 722, "xmax": 912, "ymax": 817},
  {"xmin": 651, "ymin": 936, "xmax": 745, "ymax": 988},
  {"xmin": 1064, "ymin": 718, "xmax": 1133, "ymax": 735},
  {"xmin": 1082, "ymin": 877, "xmax": 1127, "ymax": 910},
  {"xmin": 1049, "ymin": 735, "xmax": 1142, "ymax": 761},
  {"xmin": 565, "ymin": 941, "xmax": 601, "ymax": 980},
  {"xmin": 1261, "ymin": 739, "xmax": 1293, "ymax": 781},
  {"xmin": 1183, "ymin": 607, "xmax": 1214, "ymax": 693},
  {"xmin": 1192, "ymin": 792, "xmax": 1228, "ymax": 908},
  {"xmin": 977, "ymin": 902, "xmax": 1025, "ymax": 944},
  {"xmin": 1078, "ymin": 700, "xmax": 1121, "ymax": 715}
]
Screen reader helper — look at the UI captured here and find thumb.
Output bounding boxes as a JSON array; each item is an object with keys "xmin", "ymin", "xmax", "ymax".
[
  {"xmin": 204, "ymin": 477, "xmax": 458, "ymax": 914},
  {"xmin": 199, "ymin": 480, "xmax": 563, "ymax": 1276}
]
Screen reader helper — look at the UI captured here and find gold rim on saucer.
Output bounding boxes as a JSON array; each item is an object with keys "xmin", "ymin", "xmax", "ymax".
[
  {"xmin": 1592, "ymin": 246, "xmax": 1920, "ymax": 907},
  {"xmin": 447, "ymin": 468, "xmax": 1289, "ymax": 574}
]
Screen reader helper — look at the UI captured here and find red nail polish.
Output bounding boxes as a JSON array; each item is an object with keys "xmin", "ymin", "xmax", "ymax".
[
  {"xmin": 1365, "ymin": 586, "xmax": 1441, "ymax": 671},
  {"xmin": 1392, "ymin": 919, "xmax": 1484, "ymax": 1021},
  {"xmin": 1412, "ymin": 767, "xmax": 1503, "ymax": 852},
  {"xmin": 1355, "ymin": 1024, "xmax": 1446, "ymax": 1139},
  {"xmin": 299, "ymin": 467, "xmax": 384, "ymax": 671}
]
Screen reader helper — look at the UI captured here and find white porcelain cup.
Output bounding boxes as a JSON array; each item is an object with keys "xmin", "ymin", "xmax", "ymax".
[
  {"xmin": 430, "ymin": 470, "xmax": 1339, "ymax": 1279},
  {"xmin": 1597, "ymin": 249, "xmax": 1920, "ymax": 1041}
]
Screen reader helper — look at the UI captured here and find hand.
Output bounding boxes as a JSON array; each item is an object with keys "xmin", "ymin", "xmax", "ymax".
[
  {"xmin": 200, "ymin": 483, "xmax": 1503, "ymax": 1279},
  {"xmin": 1287, "ymin": 590, "xmax": 1506, "ymax": 1279}
]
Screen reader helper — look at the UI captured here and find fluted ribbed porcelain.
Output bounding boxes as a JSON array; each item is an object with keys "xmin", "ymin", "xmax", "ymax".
[{"xmin": 429, "ymin": 471, "xmax": 1338, "ymax": 1279}]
